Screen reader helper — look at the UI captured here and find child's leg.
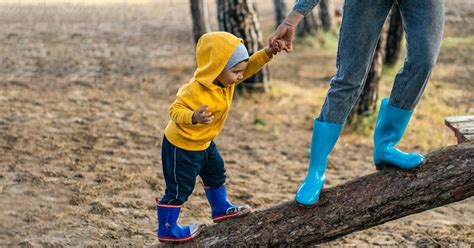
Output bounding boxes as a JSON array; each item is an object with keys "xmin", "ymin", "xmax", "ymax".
[
  {"xmin": 199, "ymin": 141, "xmax": 226, "ymax": 188},
  {"xmin": 157, "ymin": 136, "xmax": 203, "ymax": 243},
  {"xmin": 160, "ymin": 136, "xmax": 202, "ymax": 205},
  {"xmin": 199, "ymin": 141, "xmax": 251, "ymax": 223}
]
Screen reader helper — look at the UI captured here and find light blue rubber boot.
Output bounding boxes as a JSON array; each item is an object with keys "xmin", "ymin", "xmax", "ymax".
[
  {"xmin": 295, "ymin": 119, "xmax": 343, "ymax": 206},
  {"xmin": 157, "ymin": 202, "xmax": 199, "ymax": 243},
  {"xmin": 373, "ymin": 98, "xmax": 424, "ymax": 170}
]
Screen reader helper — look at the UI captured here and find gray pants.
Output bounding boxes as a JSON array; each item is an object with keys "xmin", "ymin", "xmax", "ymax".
[{"xmin": 317, "ymin": 0, "xmax": 445, "ymax": 124}]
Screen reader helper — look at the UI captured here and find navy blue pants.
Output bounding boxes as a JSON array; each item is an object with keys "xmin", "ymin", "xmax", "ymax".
[{"xmin": 159, "ymin": 136, "xmax": 226, "ymax": 205}]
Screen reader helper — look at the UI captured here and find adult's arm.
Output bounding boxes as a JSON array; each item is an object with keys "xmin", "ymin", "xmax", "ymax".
[
  {"xmin": 293, "ymin": 0, "xmax": 322, "ymax": 16},
  {"xmin": 269, "ymin": 0, "xmax": 322, "ymax": 52}
]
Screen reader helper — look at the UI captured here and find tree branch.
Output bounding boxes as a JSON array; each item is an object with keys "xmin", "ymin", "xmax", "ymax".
[{"xmin": 172, "ymin": 142, "xmax": 473, "ymax": 247}]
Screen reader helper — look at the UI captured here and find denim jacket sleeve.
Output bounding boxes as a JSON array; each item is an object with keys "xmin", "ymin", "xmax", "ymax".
[{"xmin": 293, "ymin": 0, "xmax": 321, "ymax": 16}]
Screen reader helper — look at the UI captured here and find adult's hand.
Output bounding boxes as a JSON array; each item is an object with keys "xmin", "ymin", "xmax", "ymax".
[
  {"xmin": 270, "ymin": 23, "xmax": 295, "ymax": 53},
  {"xmin": 269, "ymin": 10, "xmax": 304, "ymax": 53}
]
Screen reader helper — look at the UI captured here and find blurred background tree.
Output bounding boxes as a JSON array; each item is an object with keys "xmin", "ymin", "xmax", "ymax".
[
  {"xmin": 217, "ymin": 0, "xmax": 270, "ymax": 93},
  {"xmin": 190, "ymin": 0, "xmax": 211, "ymax": 44}
]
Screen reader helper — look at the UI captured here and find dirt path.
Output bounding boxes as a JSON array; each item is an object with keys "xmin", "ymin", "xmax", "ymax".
[{"xmin": 0, "ymin": 1, "xmax": 472, "ymax": 247}]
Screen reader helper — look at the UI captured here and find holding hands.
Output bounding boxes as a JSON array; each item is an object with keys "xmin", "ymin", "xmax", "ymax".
[
  {"xmin": 265, "ymin": 37, "xmax": 290, "ymax": 56},
  {"xmin": 269, "ymin": 11, "xmax": 305, "ymax": 53},
  {"xmin": 269, "ymin": 23, "xmax": 295, "ymax": 53}
]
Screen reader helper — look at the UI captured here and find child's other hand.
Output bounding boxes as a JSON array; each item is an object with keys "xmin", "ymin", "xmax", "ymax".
[{"xmin": 192, "ymin": 105, "xmax": 214, "ymax": 124}]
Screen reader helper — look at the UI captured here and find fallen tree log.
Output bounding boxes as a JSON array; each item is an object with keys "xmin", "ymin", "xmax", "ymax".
[{"xmin": 177, "ymin": 142, "xmax": 474, "ymax": 247}]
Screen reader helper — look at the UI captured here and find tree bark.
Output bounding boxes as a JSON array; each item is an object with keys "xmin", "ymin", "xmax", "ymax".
[
  {"xmin": 296, "ymin": 7, "xmax": 321, "ymax": 37},
  {"xmin": 190, "ymin": 0, "xmax": 211, "ymax": 44},
  {"xmin": 385, "ymin": 2, "xmax": 404, "ymax": 66},
  {"xmin": 217, "ymin": 0, "xmax": 270, "ymax": 93},
  {"xmin": 319, "ymin": 0, "xmax": 335, "ymax": 31},
  {"xmin": 348, "ymin": 17, "xmax": 390, "ymax": 124},
  {"xmin": 273, "ymin": 0, "xmax": 288, "ymax": 29},
  {"xmin": 175, "ymin": 142, "xmax": 474, "ymax": 247}
]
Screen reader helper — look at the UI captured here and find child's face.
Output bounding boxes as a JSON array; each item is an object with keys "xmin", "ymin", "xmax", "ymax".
[{"xmin": 215, "ymin": 61, "xmax": 248, "ymax": 88}]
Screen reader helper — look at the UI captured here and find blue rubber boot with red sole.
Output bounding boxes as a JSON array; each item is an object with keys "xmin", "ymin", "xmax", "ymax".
[
  {"xmin": 157, "ymin": 202, "xmax": 199, "ymax": 243},
  {"xmin": 204, "ymin": 184, "xmax": 251, "ymax": 223}
]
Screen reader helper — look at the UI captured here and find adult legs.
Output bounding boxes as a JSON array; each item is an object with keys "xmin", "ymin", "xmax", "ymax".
[
  {"xmin": 373, "ymin": 0, "xmax": 445, "ymax": 170},
  {"xmin": 296, "ymin": 0, "xmax": 395, "ymax": 206}
]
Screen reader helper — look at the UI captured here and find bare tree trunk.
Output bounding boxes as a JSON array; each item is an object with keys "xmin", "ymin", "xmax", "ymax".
[
  {"xmin": 190, "ymin": 0, "xmax": 211, "ymax": 44},
  {"xmin": 217, "ymin": 0, "xmax": 270, "ymax": 93},
  {"xmin": 348, "ymin": 17, "xmax": 390, "ymax": 124},
  {"xmin": 273, "ymin": 0, "xmax": 288, "ymax": 28},
  {"xmin": 385, "ymin": 2, "xmax": 404, "ymax": 66},
  {"xmin": 176, "ymin": 142, "xmax": 474, "ymax": 247},
  {"xmin": 319, "ymin": 0, "xmax": 335, "ymax": 31},
  {"xmin": 296, "ymin": 8, "xmax": 321, "ymax": 37}
]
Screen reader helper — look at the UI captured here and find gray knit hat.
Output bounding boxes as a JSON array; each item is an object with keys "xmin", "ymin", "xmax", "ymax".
[{"xmin": 223, "ymin": 43, "xmax": 249, "ymax": 72}]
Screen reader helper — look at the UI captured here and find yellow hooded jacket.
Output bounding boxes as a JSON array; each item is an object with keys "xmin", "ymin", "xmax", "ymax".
[{"xmin": 164, "ymin": 32, "xmax": 272, "ymax": 151}]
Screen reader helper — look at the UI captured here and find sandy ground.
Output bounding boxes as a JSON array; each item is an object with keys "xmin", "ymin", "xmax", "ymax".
[{"xmin": 0, "ymin": 1, "xmax": 473, "ymax": 247}]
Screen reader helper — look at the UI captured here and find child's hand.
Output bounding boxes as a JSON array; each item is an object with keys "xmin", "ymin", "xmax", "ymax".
[
  {"xmin": 265, "ymin": 39, "xmax": 287, "ymax": 56},
  {"xmin": 192, "ymin": 105, "xmax": 214, "ymax": 124},
  {"xmin": 272, "ymin": 39, "xmax": 287, "ymax": 54}
]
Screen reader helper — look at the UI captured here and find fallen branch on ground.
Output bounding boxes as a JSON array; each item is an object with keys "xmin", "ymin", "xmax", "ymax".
[{"xmin": 170, "ymin": 142, "xmax": 473, "ymax": 247}]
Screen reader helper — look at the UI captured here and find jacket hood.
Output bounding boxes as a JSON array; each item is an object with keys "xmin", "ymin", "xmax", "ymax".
[{"xmin": 193, "ymin": 32, "xmax": 244, "ymax": 90}]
